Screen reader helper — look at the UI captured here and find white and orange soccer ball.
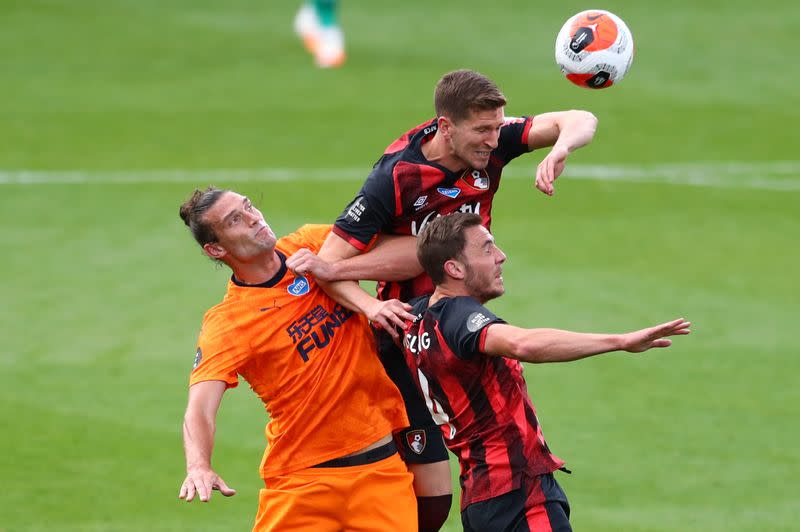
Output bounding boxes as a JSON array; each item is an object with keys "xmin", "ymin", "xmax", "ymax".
[{"xmin": 555, "ymin": 10, "xmax": 634, "ymax": 89}]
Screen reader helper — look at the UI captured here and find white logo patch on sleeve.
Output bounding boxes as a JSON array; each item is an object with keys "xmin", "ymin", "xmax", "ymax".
[
  {"xmin": 345, "ymin": 196, "xmax": 367, "ymax": 223},
  {"xmin": 466, "ymin": 312, "xmax": 491, "ymax": 332}
]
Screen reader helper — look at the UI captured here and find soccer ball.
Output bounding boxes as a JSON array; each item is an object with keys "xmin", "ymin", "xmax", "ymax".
[{"xmin": 555, "ymin": 10, "xmax": 634, "ymax": 89}]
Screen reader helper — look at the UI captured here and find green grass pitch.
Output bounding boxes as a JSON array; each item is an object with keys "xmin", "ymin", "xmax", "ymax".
[{"xmin": 1, "ymin": 1, "xmax": 798, "ymax": 530}]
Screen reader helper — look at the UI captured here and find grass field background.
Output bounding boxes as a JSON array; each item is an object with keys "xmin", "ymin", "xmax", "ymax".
[{"xmin": 1, "ymin": 1, "xmax": 798, "ymax": 530}]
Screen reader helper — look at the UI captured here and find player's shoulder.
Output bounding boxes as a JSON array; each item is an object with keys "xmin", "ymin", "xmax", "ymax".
[
  {"xmin": 502, "ymin": 115, "xmax": 531, "ymax": 126},
  {"xmin": 408, "ymin": 294, "xmax": 432, "ymax": 317},
  {"xmin": 369, "ymin": 119, "xmax": 436, "ymax": 188},
  {"xmin": 383, "ymin": 118, "xmax": 437, "ymax": 156},
  {"xmin": 278, "ymin": 224, "xmax": 332, "ymax": 254},
  {"xmin": 434, "ymin": 296, "xmax": 495, "ymax": 330},
  {"xmin": 435, "ymin": 295, "xmax": 486, "ymax": 314},
  {"xmin": 200, "ymin": 300, "xmax": 239, "ymax": 338}
]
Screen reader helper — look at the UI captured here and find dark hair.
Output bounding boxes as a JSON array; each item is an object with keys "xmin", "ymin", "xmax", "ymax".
[
  {"xmin": 434, "ymin": 69, "xmax": 507, "ymax": 123},
  {"xmin": 417, "ymin": 213, "xmax": 483, "ymax": 285},
  {"xmin": 179, "ymin": 186, "xmax": 227, "ymax": 246}
]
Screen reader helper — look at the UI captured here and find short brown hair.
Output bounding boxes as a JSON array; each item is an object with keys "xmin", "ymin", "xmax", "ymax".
[
  {"xmin": 417, "ymin": 213, "xmax": 483, "ymax": 285},
  {"xmin": 434, "ymin": 69, "xmax": 507, "ymax": 123},
  {"xmin": 179, "ymin": 186, "xmax": 227, "ymax": 246}
]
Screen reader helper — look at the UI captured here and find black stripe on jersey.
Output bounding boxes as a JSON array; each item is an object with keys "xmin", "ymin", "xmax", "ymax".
[
  {"xmin": 491, "ymin": 356, "xmax": 532, "ymax": 476},
  {"xmin": 426, "ymin": 317, "xmax": 492, "ymax": 496}
]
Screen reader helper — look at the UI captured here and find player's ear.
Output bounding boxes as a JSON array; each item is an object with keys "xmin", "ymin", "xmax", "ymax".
[
  {"xmin": 203, "ymin": 242, "xmax": 227, "ymax": 260},
  {"xmin": 437, "ymin": 116, "xmax": 452, "ymax": 139},
  {"xmin": 444, "ymin": 259, "xmax": 465, "ymax": 280}
]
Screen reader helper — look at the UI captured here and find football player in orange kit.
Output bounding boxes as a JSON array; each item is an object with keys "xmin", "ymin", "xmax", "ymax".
[{"xmin": 177, "ymin": 186, "xmax": 419, "ymax": 531}]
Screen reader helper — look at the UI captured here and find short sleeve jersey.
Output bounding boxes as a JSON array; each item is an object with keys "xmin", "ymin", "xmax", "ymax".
[
  {"xmin": 190, "ymin": 224, "xmax": 409, "ymax": 479},
  {"xmin": 333, "ymin": 116, "xmax": 534, "ymax": 302},
  {"xmin": 401, "ymin": 295, "xmax": 564, "ymax": 509}
]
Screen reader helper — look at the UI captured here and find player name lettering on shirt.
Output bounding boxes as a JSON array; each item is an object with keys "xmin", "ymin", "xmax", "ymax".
[
  {"xmin": 403, "ymin": 331, "xmax": 430, "ymax": 355},
  {"xmin": 286, "ymin": 304, "xmax": 355, "ymax": 362}
]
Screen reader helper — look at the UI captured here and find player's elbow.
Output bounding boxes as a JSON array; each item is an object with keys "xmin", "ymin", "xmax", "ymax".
[
  {"xmin": 506, "ymin": 331, "xmax": 562, "ymax": 363},
  {"xmin": 506, "ymin": 336, "xmax": 546, "ymax": 362},
  {"xmin": 570, "ymin": 110, "xmax": 598, "ymax": 132}
]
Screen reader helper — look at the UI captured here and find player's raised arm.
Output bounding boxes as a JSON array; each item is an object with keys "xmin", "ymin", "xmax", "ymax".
[
  {"xmin": 179, "ymin": 380, "xmax": 236, "ymax": 503},
  {"xmin": 527, "ymin": 110, "xmax": 598, "ymax": 196},
  {"xmin": 482, "ymin": 318, "xmax": 691, "ymax": 363}
]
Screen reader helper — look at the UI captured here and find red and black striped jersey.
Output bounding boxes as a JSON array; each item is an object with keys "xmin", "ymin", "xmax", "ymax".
[
  {"xmin": 401, "ymin": 295, "xmax": 564, "ymax": 509},
  {"xmin": 333, "ymin": 116, "xmax": 534, "ymax": 301}
]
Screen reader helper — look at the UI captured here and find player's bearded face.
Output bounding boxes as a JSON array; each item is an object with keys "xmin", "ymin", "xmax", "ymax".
[
  {"xmin": 464, "ymin": 260, "xmax": 505, "ymax": 303},
  {"xmin": 460, "ymin": 226, "xmax": 506, "ymax": 303},
  {"xmin": 448, "ymin": 107, "xmax": 504, "ymax": 171}
]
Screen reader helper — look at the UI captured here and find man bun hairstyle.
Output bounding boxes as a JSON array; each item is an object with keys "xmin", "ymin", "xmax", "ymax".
[
  {"xmin": 417, "ymin": 213, "xmax": 483, "ymax": 285},
  {"xmin": 434, "ymin": 69, "xmax": 507, "ymax": 123},
  {"xmin": 179, "ymin": 186, "xmax": 227, "ymax": 246}
]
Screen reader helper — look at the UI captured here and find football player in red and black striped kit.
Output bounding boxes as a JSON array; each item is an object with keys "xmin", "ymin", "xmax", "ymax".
[
  {"xmin": 401, "ymin": 213, "xmax": 690, "ymax": 531},
  {"xmin": 287, "ymin": 69, "xmax": 599, "ymax": 531}
]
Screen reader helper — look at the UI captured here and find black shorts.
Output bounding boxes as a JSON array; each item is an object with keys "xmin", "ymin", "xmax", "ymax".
[
  {"xmin": 375, "ymin": 328, "xmax": 449, "ymax": 464},
  {"xmin": 461, "ymin": 473, "xmax": 571, "ymax": 532}
]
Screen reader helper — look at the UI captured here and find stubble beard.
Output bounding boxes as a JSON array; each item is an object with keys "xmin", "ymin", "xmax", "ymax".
[{"xmin": 464, "ymin": 266, "xmax": 504, "ymax": 304}]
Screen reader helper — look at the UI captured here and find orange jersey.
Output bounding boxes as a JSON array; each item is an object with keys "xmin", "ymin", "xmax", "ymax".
[{"xmin": 190, "ymin": 224, "xmax": 409, "ymax": 478}]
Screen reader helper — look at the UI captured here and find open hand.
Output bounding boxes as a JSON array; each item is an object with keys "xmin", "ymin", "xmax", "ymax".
[
  {"xmin": 179, "ymin": 468, "xmax": 236, "ymax": 503},
  {"xmin": 622, "ymin": 318, "xmax": 692, "ymax": 353},
  {"xmin": 365, "ymin": 299, "xmax": 416, "ymax": 340}
]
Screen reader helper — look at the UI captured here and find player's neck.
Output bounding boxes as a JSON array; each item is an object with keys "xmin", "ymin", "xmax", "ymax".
[
  {"xmin": 429, "ymin": 283, "xmax": 471, "ymax": 307},
  {"xmin": 422, "ymin": 133, "xmax": 467, "ymax": 173},
  {"xmin": 230, "ymin": 250, "xmax": 282, "ymax": 286}
]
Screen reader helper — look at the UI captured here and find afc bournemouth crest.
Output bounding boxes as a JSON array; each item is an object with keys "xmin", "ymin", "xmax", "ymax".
[
  {"xmin": 406, "ymin": 429, "xmax": 426, "ymax": 455},
  {"xmin": 460, "ymin": 169, "xmax": 490, "ymax": 191}
]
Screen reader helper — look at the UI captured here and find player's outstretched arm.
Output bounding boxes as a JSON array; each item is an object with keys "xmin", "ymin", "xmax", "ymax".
[
  {"xmin": 179, "ymin": 380, "xmax": 236, "ymax": 503},
  {"xmin": 527, "ymin": 110, "xmax": 598, "ymax": 196},
  {"xmin": 616, "ymin": 318, "xmax": 692, "ymax": 353},
  {"xmin": 483, "ymin": 318, "xmax": 690, "ymax": 363}
]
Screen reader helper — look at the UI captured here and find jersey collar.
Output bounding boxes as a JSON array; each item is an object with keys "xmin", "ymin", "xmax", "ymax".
[
  {"xmin": 410, "ymin": 120, "xmax": 462, "ymax": 185},
  {"xmin": 230, "ymin": 250, "xmax": 288, "ymax": 288}
]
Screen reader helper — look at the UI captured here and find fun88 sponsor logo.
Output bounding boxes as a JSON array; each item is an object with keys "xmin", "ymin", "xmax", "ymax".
[{"xmin": 286, "ymin": 304, "xmax": 355, "ymax": 361}]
